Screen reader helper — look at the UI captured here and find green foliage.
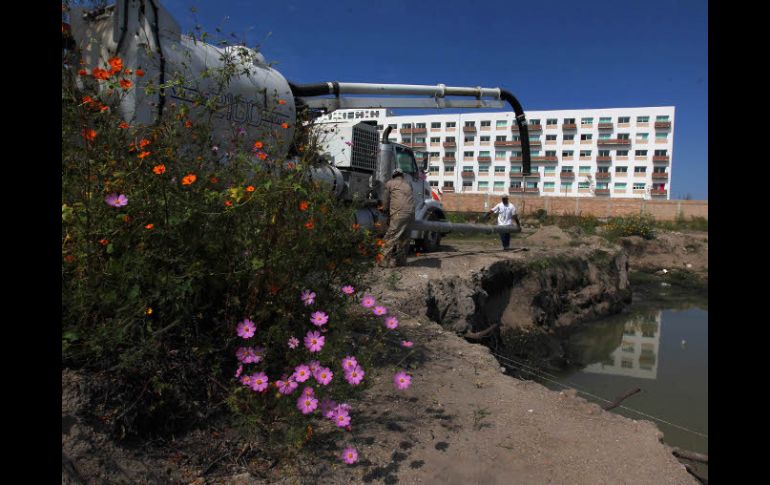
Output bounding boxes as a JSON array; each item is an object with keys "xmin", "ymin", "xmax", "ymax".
[
  {"xmin": 61, "ymin": 47, "xmax": 378, "ymax": 438},
  {"xmin": 602, "ymin": 214, "xmax": 656, "ymax": 241},
  {"xmin": 653, "ymin": 215, "xmax": 708, "ymax": 232}
]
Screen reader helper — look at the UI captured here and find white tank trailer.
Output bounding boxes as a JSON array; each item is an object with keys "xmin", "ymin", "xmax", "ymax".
[{"xmin": 65, "ymin": 1, "xmax": 531, "ymax": 252}]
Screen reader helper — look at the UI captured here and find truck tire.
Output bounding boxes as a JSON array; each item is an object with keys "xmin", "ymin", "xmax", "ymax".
[{"xmin": 417, "ymin": 211, "xmax": 443, "ymax": 253}]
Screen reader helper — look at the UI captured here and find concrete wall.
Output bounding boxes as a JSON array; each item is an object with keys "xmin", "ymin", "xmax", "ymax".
[{"xmin": 439, "ymin": 194, "xmax": 707, "ymax": 220}]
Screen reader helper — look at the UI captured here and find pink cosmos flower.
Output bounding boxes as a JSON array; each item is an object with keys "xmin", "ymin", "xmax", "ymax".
[
  {"xmin": 320, "ymin": 398, "xmax": 337, "ymax": 418},
  {"xmin": 342, "ymin": 356, "xmax": 358, "ymax": 372},
  {"xmin": 277, "ymin": 377, "xmax": 298, "ymax": 395},
  {"xmin": 293, "ymin": 364, "xmax": 312, "ymax": 383},
  {"xmin": 372, "ymin": 306, "xmax": 387, "ymax": 316},
  {"xmin": 235, "ymin": 365, "xmax": 243, "ymax": 378},
  {"xmin": 335, "ymin": 411, "xmax": 351, "ymax": 427},
  {"xmin": 401, "ymin": 340, "xmax": 414, "ymax": 348},
  {"xmin": 360, "ymin": 295, "xmax": 376, "ymax": 308},
  {"xmin": 236, "ymin": 319, "xmax": 256, "ymax": 339},
  {"xmin": 105, "ymin": 193, "xmax": 128, "ymax": 208},
  {"xmin": 236, "ymin": 346, "xmax": 262, "ymax": 364},
  {"xmin": 335, "ymin": 403, "xmax": 352, "ymax": 415},
  {"xmin": 302, "ymin": 386, "xmax": 315, "ymax": 397},
  {"xmin": 341, "ymin": 447, "xmax": 358, "ymax": 465},
  {"xmin": 394, "ymin": 371, "xmax": 412, "ymax": 390},
  {"xmin": 310, "ymin": 311, "xmax": 329, "ymax": 327},
  {"xmin": 341, "ymin": 285, "xmax": 355, "ymax": 295},
  {"xmin": 288, "ymin": 336, "xmax": 299, "ymax": 349},
  {"xmin": 345, "ymin": 366, "xmax": 365, "ymax": 386},
  {"xmin": 297, "ymin": 395, "xmax": 318, "ymax": 414},
  {"xmin": 314, "ymin": 367, "xmax": 333, "ymax": 385},
  {"xmin": 305, "ymin": 331, "xmax": 325, "ymax": 353},
  {"xmin": 385, "ymin": 316, "xmax": 399, "ymax": 329},
  {"xmin": 301, "ymin": 289, "xmax": 316, "ymax": 306},
  {"xmin": 308, "ymin": 360, "xmax": 321, "ymax": 373},
  {"xmin": 240, "ymin": 374, "xmax": 252, "ymax": 387},
  {"xmin": 250, "ymin": 372, "xmax": 269, "ymax": 392}
]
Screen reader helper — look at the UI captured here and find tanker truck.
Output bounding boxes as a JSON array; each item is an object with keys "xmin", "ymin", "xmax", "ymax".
[{"xmin": 65, "ymin": 0, "xmax": 533, "ymax": 251}]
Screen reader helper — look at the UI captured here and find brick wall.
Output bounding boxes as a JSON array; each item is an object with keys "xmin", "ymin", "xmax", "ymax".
[{"xmin": 439, "ymin": 194, "xmax": 708, "ymax": 220}]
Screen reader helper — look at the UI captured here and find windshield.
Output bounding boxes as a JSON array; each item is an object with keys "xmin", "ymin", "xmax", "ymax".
[{"xmin": 395, "ymin": 146, "xmax": 417, "ymax": 174}]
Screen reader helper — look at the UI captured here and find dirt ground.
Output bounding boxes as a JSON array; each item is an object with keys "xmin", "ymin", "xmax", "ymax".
[{"xmin": 62, "ymin": 226, "xmax": 706, "ymax": 484}]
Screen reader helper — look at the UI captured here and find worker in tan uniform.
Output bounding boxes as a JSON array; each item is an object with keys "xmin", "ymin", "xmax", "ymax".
[{"xmin": 380, "ymin": 168, "xmax": 415, "ymax": 267}]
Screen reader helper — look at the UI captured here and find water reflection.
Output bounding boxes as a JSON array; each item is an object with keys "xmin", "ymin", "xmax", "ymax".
[{"xmin": 581, "ymin": 312, "xmax": 661, "ymax": 380}]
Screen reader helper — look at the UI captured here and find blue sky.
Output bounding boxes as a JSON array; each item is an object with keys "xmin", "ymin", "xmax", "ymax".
[{"xmin": 162, "ymin": 0, "xmax": 708, "ymax": 199}]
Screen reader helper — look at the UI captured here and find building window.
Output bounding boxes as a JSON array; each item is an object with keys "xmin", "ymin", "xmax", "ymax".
[
  {"xmin": 429, "ymin": 181, "xmax": 438, "ymax": 187},
  {"xmin": 579, "ymin": 166, "xmax": 591, "ymax": 173},
  {"xmin": 636, "ymin": 133, "xmax": 649, "ymax": 140},
  {"xmin": 463, "ymin": 151, "xmax": 474, "ymax": 157},
  {"xmin": 581, "ymin": 117, "xmax": 593, "ymax": 125},
  {"xmin": 618, "ymin": 116, "xmax": 630, "ymax": 123},
  {"xmin": 445, "ymin": 164, "xmax": 455, "ymax": 172},
  {"xmin": 445, "ymin": 152, "xmax": 455, "ymax": 159},
  {"xmin": 431, "ymin": 122, "xmax": 441, "ymax": 128},
  {"xmin": 416, "ymin": 123, "xmax": 426, "ymax": 128},
  {"xmin": 478, "ymin": 181, "xmax": 489, "ymax": 189},
  {"xmin": 634, "ymin": 166, "xmax": 647, "ymax": 173},
  {"xmin": 598, "ymin": 150, "xmax": 610, "ymax": 157},
  {"xmin": 526, "ymin": 181, "xmax": 538, "ymax": 189},
  {"xmin": 401, "ymin": 123, "xmax": 411, "ymax": 129},
  {"xmin": 656, "ymin": 132, "xmax": 668, "ymax": 140},
  {"xmin": 429, "ymin": 166, "xmax": 439, "ymax": 173},
  {"xmin": 481, "ymin": 120, "xmax": 491, "ymax": 127},
  {"xmin": 580, "ymin": 134, "xmax": 593, "ymax": 141},
  {"xmin": 564, "ymin": 118, "xmax": 576, "ymax": 124},
  {"xmin": 544, "ymin": 166, "xmax": 555, "ymax": 173},
  {"xmin": 496, "ymin": 120, "xmax": 507, "ymax": 128},
  {"xmin": 495, "ymin": 151, "xmax": 506, "ymax": 160},
  {"xmin": 464, "ymin": 136, "xmax": 475, "ymax": 143},
  {"xmin": 618, "ymin": 133, "xmax": 630, "ymax": 140},
  {"xmin": 615, "ymin": 182, "xmax": 627, "ymax": 189},
  {"xmin": 494, "ymin": 181, "xmax": 505, "ymax": 190},
  {"xmin": 597, "ymin": 167, "xmax": 609, "ymax": 173},
  {"xmin": 617, "ymin": 150, "xmax": 629, "ymax": 156},
  {"xmin": 444, "ymin": 181, "xmax": 454, "ymax": 188},
  {"xmin": 635, "ymin": 150, "xmax": 648, "ymax": 157},
  {"xmin": 494, "ymin": 166, "xmax": 506, "ymax": 173},
  {"xmin": 598, "ymin": 133, "xmax": 611, "ymax": 140},
  {"xmin": 479, "ymin": 151, "xmax": 490, "ymax": 157},
  {"xmin": 562, "ymin": 150, "xmax": 574, "ymax": 157},
  {"xmin": 465, "ymin": 121, "xmax": 475, "ymax": 127},
  {"xmin": 478, "ymin": 164, "xmax": 490, "ymax": 173},
  {"xmin": 511, "ymin": 151, "xmax": 521, "ymax": 157},
  {"xmin": 546, "ymin": 134, "xmax": 557, "ymax": 141},
  {"xmin": 563, "ymin": 134, "xmax": 575, "ymax": 141},
  {"xmin": 511, "ymin": 134, "xmax": 521, "ymax": 141},
  {"xmin": 529, "ymin": 135, "xmax": 540, "ymax": 141},
  {"xmin": 545, "ymin": 150, "xmax": 556, "ymax": 157},
  {"xmin": 463, "ymin": 165, "xmax": 474, "ymax": 171},
  {"xmin": 431, "ymin": 137, "xmax": 440, "ymax": 142},
  {"xmin": 446, "ymin": 136, "xmax": 456, "ymax": 142},
  {"xmin": 637, "ymin": 116, "xmax": 649, "ymax": 123},
  {"xmin": 597, "ymin": 182, "xmax": 609, "ymax": 189},
  {"xmin": 546, "ymin": 118, "xmax": 558, "ymax": 126},
  {"xmin": 656, "ymin": 115, "xmax": 670, "ymax": 121},
  {"xmin": 529, "ymin": 119, "xmax": 541, "ymax": 125},
  {"xmin": 578, "ymin": 182, "xmax": 590, "ymax": 189},
  {"xmin": 654, "ymin": 149, "xmax": 668, "ymax": 156},
  {"xmin": 446, "ymin": 122, "xmax": 456, "ymax": 128},
  {"xmin": 615, "ymin": 166, "xmax": 628, "ymax": 173},
  {"xmin": 510, "ymin": 165, "xmax": 522, "ymax": 173},
  {"xmin": 511, "ymin": 181, "xmax": 522, "ymax": 189},
  {"xmin": 480, "ymin": 136, "xmax": 490, "ymax": 142},
  {"xmin": 496, "ymin": 135, "xmax": 507, "ymax": 141},
  {"xmin": 544, "ymin": 181, "xmax": 555, "ymax": 189},
  {"xmin": 415, "ymin": 137, "xmax": 426, "ymax": 143},
  {"xmin": 562, "ymin": 166, "xmax": 574, "ymax": 172},
  {"xmin": 462, "ymin": 181, "xmax": 473, "ymax": 188},
  {"xmin": 560, "ymin": 182, "xmax": 573, "ymax": 190},
  {"xmin": 653, "ymin": 167, "xmax": 666, "ymax": 173},
  {"xmin": 580, "ymin": 150, "xmax": 591, "ymax": 157},
  {"xmin": 599, "ymin": 117, "xmax": 612, "ymax": 123},
  {"xmin": 633, "ymin": 183, "xmax": 646, "ymax": 190}
]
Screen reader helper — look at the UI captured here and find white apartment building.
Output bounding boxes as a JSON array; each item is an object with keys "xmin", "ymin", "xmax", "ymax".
[
  {"xmin": 582, "ymin": 312, "xmax": 662, "ymax": 380},
  {"xmin": 315, "ymin": 106, "xmax": 675, "ymax": 199}
]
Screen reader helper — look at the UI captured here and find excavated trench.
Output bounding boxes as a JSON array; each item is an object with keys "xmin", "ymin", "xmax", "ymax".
[{"xmin": 417, "ymin": 247, "xmax": 633, "ymax": 369}]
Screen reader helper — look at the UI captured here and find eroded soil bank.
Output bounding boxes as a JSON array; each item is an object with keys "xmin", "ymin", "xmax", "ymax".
[{"xmin": 62, "ymin": 226, "xmax": 705, "ymax": 484}]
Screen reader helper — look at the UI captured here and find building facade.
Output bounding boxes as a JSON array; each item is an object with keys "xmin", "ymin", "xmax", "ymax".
[{"xmin": 315, "ymin": 106, "xmax": 675, "ymax": 199}]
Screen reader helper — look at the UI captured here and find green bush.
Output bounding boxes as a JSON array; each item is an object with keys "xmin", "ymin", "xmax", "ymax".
[
  {"xmin": 602, "ymin": 214, "xmax": 656, "ymax": 241},
  {"xmin": 62, "ymin": 50, "xmax": 380, "ymax": 439}
]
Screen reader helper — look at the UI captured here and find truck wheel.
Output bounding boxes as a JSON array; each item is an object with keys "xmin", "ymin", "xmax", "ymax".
[{"xmin": 418, "ymin": 212, "xmax": 443, "ymax": 253}]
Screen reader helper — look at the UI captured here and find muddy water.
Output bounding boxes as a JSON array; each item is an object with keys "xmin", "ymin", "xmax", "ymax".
[{"xmin": 499, "ymin": 291, "xmax": 708, "ymax": 465}]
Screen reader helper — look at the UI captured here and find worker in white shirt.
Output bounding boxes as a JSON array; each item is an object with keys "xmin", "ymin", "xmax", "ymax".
[{"xmin": 485, "ymin": 196, "xmax": 520, "ymax": 250}]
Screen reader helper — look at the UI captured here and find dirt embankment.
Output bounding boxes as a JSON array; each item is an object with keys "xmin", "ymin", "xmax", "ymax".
[{"xmin": 62, "ymin": 226, "xmax": 703, "ymax": 484}]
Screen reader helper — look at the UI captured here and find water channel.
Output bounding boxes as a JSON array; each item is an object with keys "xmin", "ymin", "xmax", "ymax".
[{"xmin": 499, "ymin": 285, "xmax": 708, "ymax": 476}]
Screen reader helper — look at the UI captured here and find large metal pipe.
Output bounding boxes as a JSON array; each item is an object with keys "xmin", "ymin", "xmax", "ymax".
[{"xmin": 409, "ymin": 220, "xmax": 521, "ymax": 234}]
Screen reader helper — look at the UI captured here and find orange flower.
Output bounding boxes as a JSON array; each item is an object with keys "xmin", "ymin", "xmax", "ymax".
[
  {"xmin": 281, "ymin": 122, "xmax": 289, "ymax": 129},
  {"xmin": 139, "ymin": 139, "xmax": 151, "ymax": 149},
  {"xmin": 108, "ymin": 57, "xmax": 123, "ymax": 74},
  {"xmin": 210, "ymin": 176, "xmax": 219, "ymax": 184},
  {"xmin": 375, "ymin": 253, "xmax": 384, "ymax": 263},
  {"xmin": 64, "ymin": 255, "xmax": 75, "ymax": 263},
  {"xmin": 145, "ymin": 223, "xmax": 154, "ymax": 230},
  {"xmin": 118, "ymin": 122, "xmax": 129, "ymax": 129},
  {"xmin": 257, "ymin": 152, "xmax": 267, "ymax": 160},
  {"xmin": 299, "ymin": 200, "xmax": 309, "ymax": 211},
  {"xmin": 253, "ymin": 141, "xmax": 263, "ymax": 150},
  {"xmin": 82, "ymin": 95, "xmax": 94, "ymax": 104},
  {"xmin": 81, "ymin": 128, "xmax": 97, "ymax": 141},
  {"xmin": 136, "ymin": 69, "xmax": 145, "ymax": 77},
  {"xmin": 286, "ymin": 162, "xmax": 295, "ymax": 170},
  {"xmin": 119, "ymin": 79, "xmax": 132, "ymax": 89},
  {"xmin": 182, "ymin": 173, "xmax": 197, "ymax": 185},
  {"xmin": 137, "ymin": 151, "xmax": 151, "ymax": 159},
  {"xmin": 123, "ymin": 215, "xmax": 132, "ymax": 223},
  {"xmin": 246, "ymin": 185, "xmax": 255, "ymax": 192},
  {"xmin": 305, "ymin": 219, "xmax": 315, "ymax": 230},
  {"xmin": 123, "ymin": 68, "xmax": 133, "ymax": 75},
  {"xmin": 352, "ymin": 223, "xmax": 360, "ymax": 231},
  {"xmin": 77, "ymin": 69, "xmax": 88, "ymax": 76},
  {"xmin": 184, "ymin": 120, "xmax": 193, "ymax": 128},
  {"xmin": 92, "ymin": 67, "xmax": 110, "ymax": 80},
  {"xmin": 152, "ymin": 164, "xmax": 166, "ymax": 175},
  {"xmin": 278, "ymin": 99, "xmax": 286, "ymax": 105},
  {"xmin": 145, "ymin": 307, "xmax": 153, "ymax": 315},
  {"xmin": 376, "ymin": 239, "xmax": 385, "ymax": 248},
  {"xmin": 99, "ymin": 239, "xmax": 109, "ymax": 246},
  {"xmin": 224, "ymin": 200, "xmax": 233, "ymax": 207},
  {"xmin": 99, "ymin": 105, "xmax": 109, "ymax": 112}
]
